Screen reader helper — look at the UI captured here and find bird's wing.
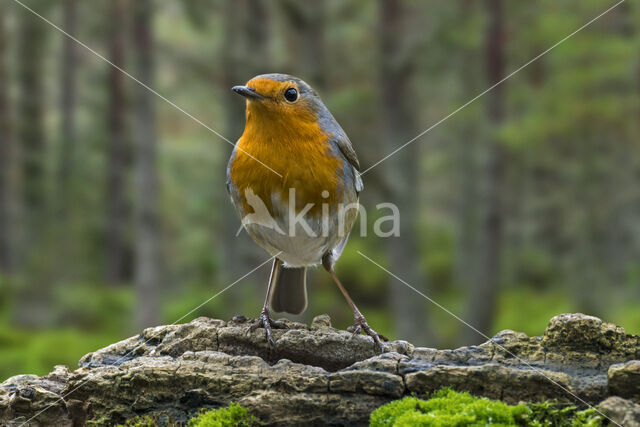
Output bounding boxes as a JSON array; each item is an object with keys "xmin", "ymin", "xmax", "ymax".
[
  {"xmin": 332, "ymin": 134, "xmax": 363, "ymax": 193},
  {"xmin": 226, "ymin": 146, "xmax": 237, "ymax": 196},
  {"xmin": 334, "ymin": 134, "xmax": 360, "ymax": 171}
]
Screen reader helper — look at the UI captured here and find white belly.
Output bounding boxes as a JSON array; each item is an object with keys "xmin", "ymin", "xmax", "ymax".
[
  {"xmin": 237, "ymin": 191, "xmax": 356, "ymax": 267},
  {"xmin": 243, "ymin": 207, "xmax": 349, "ymax": 267}
]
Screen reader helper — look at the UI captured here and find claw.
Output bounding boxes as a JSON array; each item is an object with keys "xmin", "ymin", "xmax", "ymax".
[
  {"xmin": 349, "ymin": 314, "xmax": 388, "ymax": 353},
  {"xmin": 347, "ymin": 324, "xmax": 362, "ymax": 339},
  {"xmin": 246, "ymin": 309, "xmax": 288, "ymax": 347},
  {"xmin": 270, "ymin": 319, "xmax": 289, "ymax": 329}
]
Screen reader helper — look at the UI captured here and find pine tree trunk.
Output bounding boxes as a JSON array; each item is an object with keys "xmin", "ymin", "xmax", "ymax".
[
  {"xmin": 12, "ymin": 0, "xmax": 50, "ymax": 326},
  {"xmin": 453, "ymin": 1, "xmax": 482, "ymax": 311},
  {"xmin": 462, "ymin": 0, "xmax": 506, "ymax": 344},
  {"xmin": 280, "ymin": 0, "xmax": 325, "ymax": 88},
  {"xmin": 133, "ymin": 0, "xmax": 161, "ymax": 329},
  {"xmin": 106, "ymin": 0, "xmax": 131, "ymax": 285},
  {"xmin": 379, "ymin": 0, "xmax": 432, "ymax": 345},
  {"xmin": 18, "ymin": 1, "xmax": 47, "ymax": 228},
  {"xmin": 57, "ymin": 0, "xmax": 77, "ymax": 216}
]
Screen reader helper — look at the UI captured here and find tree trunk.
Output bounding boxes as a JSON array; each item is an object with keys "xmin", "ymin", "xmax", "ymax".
[
  {"xmin": 0, "ymin": 3, "xmax": 11, "ymax": 274},
  {"xmin": 245, "ymin": 0, "xmax": 270, "ymax": 76},
  {"xmin": 57, "ymin": 0, "xmax": 77, "ymax": 217},
  {"xmin": 133, "ymin": 0, "xmax": 161, "ymax": 329},
  {"xmin": 462, "ymin": 0, "xmax": 506, "ymax": 344},
  {"xmin": 106, "ymin": 0, "xmax": 131, "ymax": 285},
  {"xmin": 17, "ymin": 0, "xmax": 47, "ymax": 227},
  {"xmin": 219, "ymin": 0, "xmax": 248, "ymax": 285},
  {"xmin": 453, "ymin": 0, "xmax": 481, "ymax": 300},
  {"xmin": 280, "ymin": 0, "xmax": 326, "ymax": 88},
  {"xmin": 12, "ymin": 0, "xmax": 50, "ymax": 326},
  {"xmin": 379, "ymin": 0, "xmax": 432, "ymax": 345},
  {"xmin": 219, "ymin": 0, "xmax": 273, "ymax": 293}
]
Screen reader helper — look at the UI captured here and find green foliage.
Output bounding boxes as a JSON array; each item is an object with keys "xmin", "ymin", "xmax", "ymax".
[
  {"xmin": 0, "ymin": 279, "xmax": 131, "ymax": 380},
  {"xmin": 51, "ymin": 282, "xmax": 133, "ymax": 333},
  {"xmin": 188, "ymin": 403, "xmax": 260, "ymax": 427},
  {"xmin": 493, "ymin": 288, "xmax": 574, "ymax": 338},
  {"xmin": 369, "ymin": 389, "xmax": 603, "ymax": 427},
  {"xmin": 511, "ymin": 249, "xmax": 559, "ymax": 290},
  {"xmin": 421, "ymin": 225, "xmax": 455, "ymax": 293},
  {"xmin": 0, "ymin": 316, "xmax": 121, "ymax": 380}
]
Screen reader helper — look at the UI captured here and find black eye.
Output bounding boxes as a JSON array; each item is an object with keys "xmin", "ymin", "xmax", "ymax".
[{"xmin": 284, "ymin": 88, "xmax": 298, "ymax": 102}]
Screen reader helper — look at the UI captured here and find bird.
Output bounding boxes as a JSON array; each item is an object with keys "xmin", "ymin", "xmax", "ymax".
[{"xmin": 226, "ymin": 73, "xmax": 387, "ymax": 351}]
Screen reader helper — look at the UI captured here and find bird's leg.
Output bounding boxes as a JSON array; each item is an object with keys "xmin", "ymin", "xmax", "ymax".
[
  {"xmin": 327, "ymin": 268, "xmax": 388, "ymax": 352},
  {"xmin": 247, "ymin": 258, "xmax": 288, "ymax": 346}
]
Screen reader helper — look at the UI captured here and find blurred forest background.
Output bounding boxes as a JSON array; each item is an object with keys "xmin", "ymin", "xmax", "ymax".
[{"xmin": 1, "ymin": 0, "xmax": 640, "ymax": 380}]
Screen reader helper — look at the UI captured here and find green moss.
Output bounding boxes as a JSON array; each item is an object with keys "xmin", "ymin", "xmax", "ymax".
[
  {"xmin": 188, "ymin": 403, "xmax": 260, "ymax": 427},
  {"xmin": 369, "ymin": 389, "xmax": 603, "ymax": 427},
  {"xmin": 525, "ymin": 400, "xmax": 603, "ymax": 427},
  {"xmin": 115, "ymin": 415, "xmax": 156, "ymax": 427},
  {"xmin": 370, "ymin": 389, "xmax": 529, "ymax": 426}
]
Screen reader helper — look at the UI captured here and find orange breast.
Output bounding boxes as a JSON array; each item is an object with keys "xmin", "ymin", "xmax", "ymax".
[{"xmin": 229, "ymin": 105, "xmax": 344, "ymax": 217}]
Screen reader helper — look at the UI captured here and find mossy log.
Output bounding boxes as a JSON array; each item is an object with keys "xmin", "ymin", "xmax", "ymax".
[{"xmin": 1, "ymin": 313, "xmax": 639, "ymax": 426}]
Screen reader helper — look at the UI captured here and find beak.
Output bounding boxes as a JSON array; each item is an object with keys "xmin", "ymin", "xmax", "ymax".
[{"xmin": 232, "ymin": 85, "xmax": 264, "ymax": 100}]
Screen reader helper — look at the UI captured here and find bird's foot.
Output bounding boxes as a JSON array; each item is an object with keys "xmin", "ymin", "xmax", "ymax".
[
  {"xmin": 347, "ymin": 314, "xmax": 389, "ymax": 352},
  {"xmin": 246, "ymin": 308, "xmax": 288, "ymax": 346}
]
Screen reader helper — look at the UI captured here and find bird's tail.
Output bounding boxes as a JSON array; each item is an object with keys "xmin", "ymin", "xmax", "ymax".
[{"xmin": 269, "ymin": 265, "xmax": 307, "ymax": 315}]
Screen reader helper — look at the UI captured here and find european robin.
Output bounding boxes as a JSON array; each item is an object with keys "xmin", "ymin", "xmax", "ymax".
[{"xmin": 227, "ymin": 73, "xmax": 387, "ymax": 350}]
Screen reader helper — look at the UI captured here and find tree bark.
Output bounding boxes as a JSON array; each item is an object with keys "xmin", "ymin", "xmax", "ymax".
[
  {"xmin": 462, "ymin": 0, "xmax": 506, "ymax": 344},
  {"xmin": 453, "ymin": 0, "xmax": 481, "ymax": 302},
  {"xmin": 17, "ymin": 0, "xmax": 47, "ymax": 225},
  {"xmin": 106, "ymin": 0, "xmax": 132, "ymax": 285},
  {"xmin": 133, "ymin": 0, "xmax": 161, "ymax": 329},
  {"xmin": 280, "ymin": 0, "xmax": 326, "ymax": 89},
  {"xmin": 12, "ymin": 0, "xmax": 50, "ymax": 326},
  {"xmin": 379, "ymin": 0, "xmax": 432, "ymax": 345},
  {"xmin": 57, "ymin": 0, "xmax": 77, "ymax": 217}
]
